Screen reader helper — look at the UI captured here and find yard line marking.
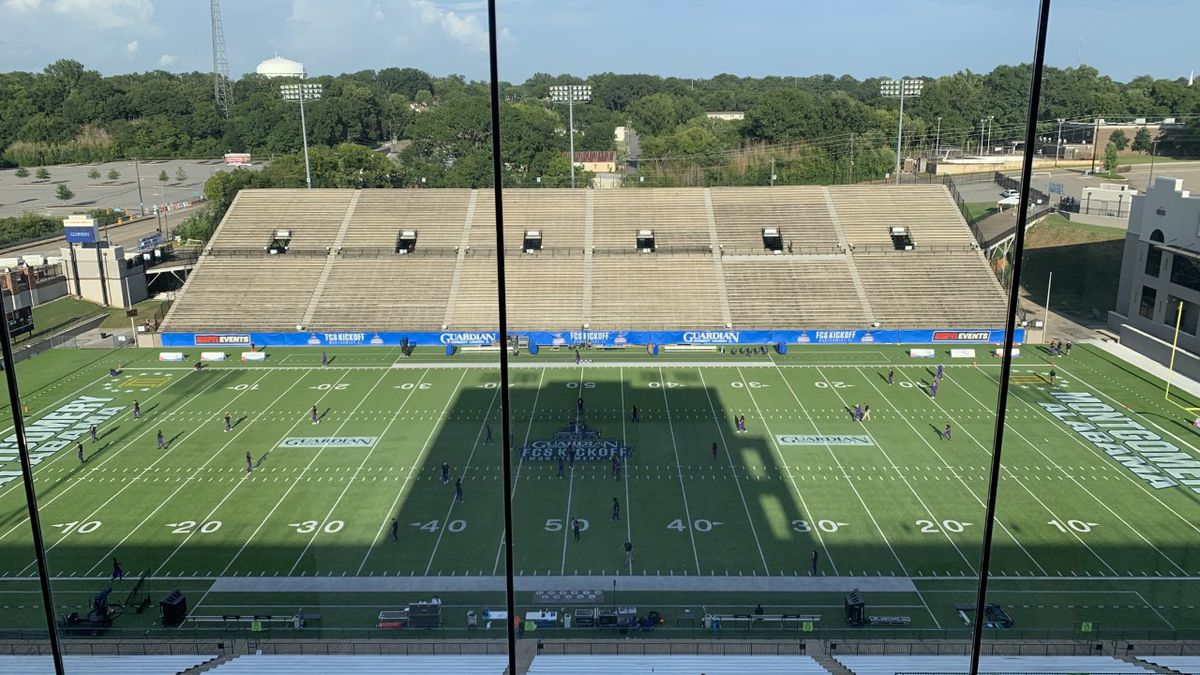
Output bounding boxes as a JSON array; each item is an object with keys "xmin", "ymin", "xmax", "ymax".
[
  {"xmin": 72, "ymin": 369, "xmax": 313, "ymax": 577},
  {"xmin": 961, "ymin": 367, "xmax": 1187, "ymax": 575},
  {"xmin": 696, "ymin": 368, "xmax": 769, "ymax": 575},
  {"xmin": 159, "ymin": 368, "xmax": 375, "ymax": 578},
  {"xmin": 491, "ymin": 368, "xmax": 547, "ymax": 576},
  {"xmin": 2, "ymin": 369, "xmax": 242, "ymax": 555},
  {"xmin": 856, "ymin": 367, "xmax": 1047, "ymax": 575},
  {"xmin": 422, "ymin": 373, "xmax": 496, "ymax": 575},
  {"xmin": 557, "ymin": 366, "xmax": 587, "ymax": 575},
  {"xmin": 1136, "ymin": 590, "xmax": 1177, "ymax": 630},
  {"xmin": 657, "ymin": 366, "xmax": 702, "ymax": 576},
  {"xmin": 619, "ymin": 367, "xmax": 633, "ymax": 573},
  {"xmin": 296, "ymin": 369, "xmax": 445, "ymax": 576},
  {"xmin": 758, "ymin": 366, "xmax": 913, "ymax": 576},
  {"xmin": 0, "ymin": 359, "xmax": 198, "ymax": 505}
]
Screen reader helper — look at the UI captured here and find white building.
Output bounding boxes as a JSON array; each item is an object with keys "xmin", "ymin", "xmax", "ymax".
[
  {"xmin": 705, "ymin": 111, "xmax": 745, "ymax": 121},
  {"xmin": 1111, "ymin": 176, "xmax": 1200, "ymax": 377},
  {"xmin": 256, "ymin": 55, "xmax": 305, "ymax": 79}
]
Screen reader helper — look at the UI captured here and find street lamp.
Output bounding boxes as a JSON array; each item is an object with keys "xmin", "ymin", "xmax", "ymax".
[
  {"xmin": 549, "ymin": 84, "xmax": 592, "ymax": 189},
  {"xmin": 1055, "ymin": 118, "xmax": 1065, "ymax": 167},
  {"xmin": 280, "ymin": 81, "xmax": 323, "ymax": 189},
  {"xmin": 879, "ymin": 79, "xmax": 922, "ymax": 185}
]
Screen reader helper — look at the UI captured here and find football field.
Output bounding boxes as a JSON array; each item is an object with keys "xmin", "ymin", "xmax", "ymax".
[{"xmin": 1, "ymin": 343, "xmax": 1198, "ymax": 636}]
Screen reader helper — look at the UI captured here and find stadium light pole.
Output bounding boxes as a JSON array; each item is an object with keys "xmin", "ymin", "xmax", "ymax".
[
  {"xmin": 550, "ymin": 84, "xmax": 591, "ymax": 188},
  {"xmin": 879, "ymin": 79, "xmax": 922, "ymax": 185},
  {"xmin": 280, "ymin": 81, "xmax": 323, "ymax": 190},
  {"xmin": 1055, "ymin": 118, "xmax": 1065, "ymax": 167},
  {"xmin": 934, "ymin": 116, "xmax": 942, "ymax": 158}
]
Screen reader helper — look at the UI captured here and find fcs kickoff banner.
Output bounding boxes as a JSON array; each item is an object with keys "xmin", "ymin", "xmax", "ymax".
[{"xmin": 162, "ymin": 328, "xmax": 1024, "ymax": 348}]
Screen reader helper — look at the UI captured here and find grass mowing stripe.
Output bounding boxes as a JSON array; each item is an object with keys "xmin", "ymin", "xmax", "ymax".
[
  {"xmin": 75, "ymin": 368, "xmax": 313, "ymax": 577},
  {"xmin": 962, "ymin": 366, "xmax": 1194, "ymax": 574},
  {"xmin": 423, "ymin": 371, "xmax": 494, "ymax": 575},
  {"xmin": 207, "ymin": 368, "xmax": 392, "ymax": 577},
  {"xmin": 0, "ymin": 368, "xmax": 239, "ymax": 553},
  {"xmin": 696, "ymin": 368, "xmax": 769, "ymax": 575},
  {"xmin": 855, "ymin": 366, "xmax": 1048, "ymax": 575},
  {"xmin": 730, "ymin": 367, "xmax": 839, "ymax": 576},
  {"xmin": 756, "ymin": 365, "xmax": 919, "ymax": 575},
  {"xmin": 293, "ymin": 369, "xmax": 444, "ymax": 576},
  {"xmin": 557, "ymin": 366, "xmax": 586, "ymax": 575},
  {"xmin": 656, "ymin": 366, "xmax": 702, "ymax": 576},
  {"xmin": 492, "ymin": 368, "xmax": 547, "ymax": 576},
  {"xmin": 619, "ymin": 367, "xmax": 632, "ymax": 573},
  {"xmin": 356, "ymin": 372, "xmax": 484, "ymax": 575},
  {"xmin": 806, "ymin": 366, "xmax": 980, "ymax": 575}
]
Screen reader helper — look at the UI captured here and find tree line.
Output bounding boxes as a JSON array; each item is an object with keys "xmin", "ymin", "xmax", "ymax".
[{"xmin": 5, "ymin": 59, "xmax": 1200, "ymax": 191}]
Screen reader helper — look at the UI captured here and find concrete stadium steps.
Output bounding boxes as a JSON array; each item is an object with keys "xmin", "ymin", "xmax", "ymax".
[
  {"xmin": 209, "ymin": 189, "xmax": 354, "ymax": 251},
  {"xmin": 710, "ymin": 186, "xmax": 840, "ymax": 252},
  {"xmin": 441, "ymin": 254, "xmax": 589, "ymax": 331},
  {"xmin": 204, "ymin": 654, "xmax": 507, "ymax": 674},
  {"xmin": 834, "ymin": 655, "xmax": 1155, "ymax": 675},
  {"xmin": 0, "ymin": 655, "xmax": 218, "ymax": 674},
  {"xmin": 723, "ymin": 255, "xmax": 870, "ymax": 329},
  {"xmin": 852, "ymin": 251, "xmax": 1008, "ymax": 328},
  {"xmin": 308, "ymin": 257, "xmax": 458, "ymax": 331},
  {"xmin": 592, "ymin": 188, "xmax": 711, "ymax": 249},
  {"xmin": 478, "ymin": 188, "xmax": 588, "ymax": 249},
  {"xmin": 338, "ymin": 189, "xmax": 471, "ymax": 250},
  {"xmin": 528, "ymin": 654, "xmax": 832, "ymax": 674},
  {"xmin": 445, "ymin": 256, "xmax": 500, "ymax": 329},
  {"xmin": 165, "ymin": 257, "xmax": 326, "ymax": 332},
  {"xmin": 826, "ymin": 184, "xmax": 975, "ymax": 249},
  {"xmin": 590, "ymin": 255, "xmax": 725, "ymax": 330}
]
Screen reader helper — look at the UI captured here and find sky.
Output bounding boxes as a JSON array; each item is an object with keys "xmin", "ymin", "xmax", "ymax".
[{"xmin": 0, "ymin": 0, "xmax": 1196, "ymax": 83}]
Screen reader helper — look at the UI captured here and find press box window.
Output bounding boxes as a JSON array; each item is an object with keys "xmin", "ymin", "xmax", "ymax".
[
  {"xmin": 1166, "ymin": 295, "xmax": 1199, "ymax": 335},
  {"xmin": 1139, "ymin": 286, "xmax": 1156, "ymax": 320}
]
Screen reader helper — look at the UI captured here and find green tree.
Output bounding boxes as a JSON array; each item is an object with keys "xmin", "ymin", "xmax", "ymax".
[
  {"xmin": 175, "ymin": 166, "xmax": 187, "ymax": 182},
  {"xmin": 87, "ymin": 168, "xmax": 100, "ymax": 180},
  {"xmin": 14, "ymin": 167, "xmax": 28, "ymax": 178},
  {"xmin": 106, "ymin": 168, "xmax": 120, "ymax": 181},
  {"xmin": 1103, "ymin": 142, "xmax": 1119, "ymax": 174},
  {"xmin": 158, "ymin": 169, "xmax": 169, "ymax": 183},
  {"xmin": 1109, "ymin": 129, "xmax": 1128, "ymax": 151},
  {"xmin": 35, "ymin": 167, "xmax": 49, "ymax": 180},
  {"xmin": 55, "ymin": 183, "xmax": 74, "ymax": 202},
  {"xmin": 1132, "ymin": 127, "xmax": 1153, "ymax": 154},
  {"xmin": 629, "ymin": 93, "xmax": 701, "ymax": 136}
]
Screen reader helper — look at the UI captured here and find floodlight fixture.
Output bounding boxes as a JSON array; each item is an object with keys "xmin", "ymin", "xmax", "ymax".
[
  {"xmin": 879, "ymin": 78, "xmax": 923, "ymax": 185},
  {"xmin": 549, "ymin": 84, "xmax": 592, "ymax": 188}
]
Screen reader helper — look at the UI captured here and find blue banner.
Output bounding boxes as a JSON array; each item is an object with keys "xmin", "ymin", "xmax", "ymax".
[
  {"xmin": 162, "ymin": 328, "xmax": 1023, "ymax": 348},
  {"xmin": 64, "ymin": 225, "xmax": 99, "ymax": 244}
]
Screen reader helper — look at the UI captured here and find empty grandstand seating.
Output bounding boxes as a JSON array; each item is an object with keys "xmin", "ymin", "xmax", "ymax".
[
  {"xmin": 165, "ymin": 257, "xmax": 325, "ymax": 332},
  {"xmin": 1137, "ymin": 655, "xmax": 1200, "ymax": 673},
  {"xmin": 0, "ymin": 655, "xmax": 217, "ymax": 674},
  {"xmin": 724, "ymin": 256, "xmax": 869, "ymax": 328},
  {"xmin": 592, "ymin": 188, "xmax": 711, "ymax": 249},
  {"xmin": 853, "ymin": 251, "xmax": 1007, "ymax": 328},
  {"xmin": 590, "ymin": 255, "xmax": 724, "ymax": 329},
  {"xmin": 528, "ymin": 655, "xmax": 831, "ymax": 674},
  {"xmin": 210, "ymin": 189, "xmax": 352, "ymax": 252},
  {"xmin": 338, "ymin": 189, "xmax": 471, "ymax": 251},
  {"xmin": 834, "ymin": 655, "xmax": 1154, "ymax": 674},
  {"xmin": 163, "ymin": 186, "xmax": 1008, "ymax": 335},
  {"xmin": 711, "ymin": 186, "xmax": 840, "ymax": 252},
  {"xmin": 827, "ymin": 185, "xmax": 976, "ymax": 249},
  {"xmin": 309, "ymin": 257, "xmax": 457, "ymax": 331},
  {"xmin": 205, "ymin": 654, "xmax": 507, "ymax": 674}
]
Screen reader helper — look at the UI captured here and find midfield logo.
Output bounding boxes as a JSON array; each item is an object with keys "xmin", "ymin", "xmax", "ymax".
[{"xmin": 519, "ymin": 419, "xmax": 633, "ymax": 462}]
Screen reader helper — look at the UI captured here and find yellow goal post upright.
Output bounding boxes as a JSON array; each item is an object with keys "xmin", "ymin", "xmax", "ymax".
[{"xmin": 1163, "ymin": 299, "xmax": 1200, "ymax": 418}]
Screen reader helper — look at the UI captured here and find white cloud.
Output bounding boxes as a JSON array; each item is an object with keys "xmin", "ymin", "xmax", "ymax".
[
  {"xmin": 124, "ymin": 40, "xmax": 138, "ymax": 57},
  {"xmin": 412, "ymin": 0, "xmax": 493, "ymax": 52},
  {"xmin": 156, "ymin": 53, "xmax": 177, "ymax": 68},
  {"xmin": 3, "ymin": 0, "xmax": 44, "ymax": 11}
]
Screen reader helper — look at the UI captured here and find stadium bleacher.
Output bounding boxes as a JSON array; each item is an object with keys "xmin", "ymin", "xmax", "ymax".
[
  {"xmin": 833, "ymin": 655, "xmax": 1155, "ymax": 674},
  {"xmin": 0, "ymin": 654, "xmax": 217, "ymax": 674},
  {"xmin": 204, "ymin": 654, "xmax": 507, "ymax": 674},
  {"xmin": 162, "ymin": 186, "xmax": 1006, "ymax": 335},
  {"xmin": 1136, "ymin": 655, "xmax": 1200, "ymax": 673},
  {"xmin": 527, "ymin": 654, "xmax": 831, "ymax": 674}
]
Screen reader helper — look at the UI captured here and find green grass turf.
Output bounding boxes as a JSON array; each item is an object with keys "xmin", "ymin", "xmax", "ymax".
[
  {"xmin": 1, "ymin": 343, "xmax": 1199, "ymax": 639},
  {"xmin": 963, "ymin": 202, "xmax": 999, "ymax": 223}
]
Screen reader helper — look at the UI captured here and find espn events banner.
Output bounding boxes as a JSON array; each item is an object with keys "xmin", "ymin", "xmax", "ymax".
[{"xmin": 162, "ymin": 328, "xmax": 1023, "ymax": 348}]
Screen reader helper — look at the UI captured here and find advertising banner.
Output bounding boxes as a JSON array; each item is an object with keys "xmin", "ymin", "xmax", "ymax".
[
  {"xmin": 163, "ymin": 328, "xmax": 1024, "ymax": 349},
  {"xmin": 200, "ymin": 352, "xmax": 226, "ymax": 361},
  {"xmin": 241, "ymin": 351, "xmax": 267, "ymax": 361},
  {"xmin": 158, "ymin": 352, "xmax": 184, "ymax": 362}
]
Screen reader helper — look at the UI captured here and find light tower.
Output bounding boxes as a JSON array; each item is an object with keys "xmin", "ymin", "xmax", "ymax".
[
  {"xmin": 550, "ymin": 84, "xmax": 591, "ymax": 188},
  {"xmin": 879, "ymin": 78, "xmax": 922, "ymax": 185},
  {"xmin": 211, "ymin": 0, "xmax": 233, "ymax": 118}
]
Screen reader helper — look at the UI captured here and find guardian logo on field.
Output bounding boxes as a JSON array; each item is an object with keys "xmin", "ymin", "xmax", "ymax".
[
  {"xmin": 519, "ymin": 419, "xmax": 633, "ymax": 462},
  {"xmin": 440, "ymin": 332, "xmax": 497, "ymax": 345},
  {"xmin": 683, "ymin": 331, "xmax": 740, "ymax": 344},
  {"xmin": 279, "ymin": 437, "xmax": 377, "ymax": 448},
  {"xmin": 933, "ymin": 331, "xmax": 992, "ymax": 342},
  {"xmin": 777, "ymin": 434, "xmax": 874, "ymax": 446},
  {"xmin": 195, "ymin": 334, "xmax": 250, "ymax": 345}
]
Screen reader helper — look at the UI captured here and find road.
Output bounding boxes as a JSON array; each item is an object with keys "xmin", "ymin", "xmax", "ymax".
[{"xmin": 2, "ymin": 205, "xmax": 201, "ymax": 259}]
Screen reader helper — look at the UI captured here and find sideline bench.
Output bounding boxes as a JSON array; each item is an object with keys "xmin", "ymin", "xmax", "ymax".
[
  {"xmin": 703, "ymin": 613, "xmax": 821, "ymax": 630},
  {"xmin": 185, "ymin": 612, "xmax": 320, "ymax": 629},
  {"xmin": 662, "ymin": 344, "xmax": 718, "ymax": 352}
]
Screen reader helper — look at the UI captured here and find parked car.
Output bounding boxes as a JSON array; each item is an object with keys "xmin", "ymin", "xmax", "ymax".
[{"xmin": 1000, "ymin": 188, "xmax": 1020, "ymax": 198}]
